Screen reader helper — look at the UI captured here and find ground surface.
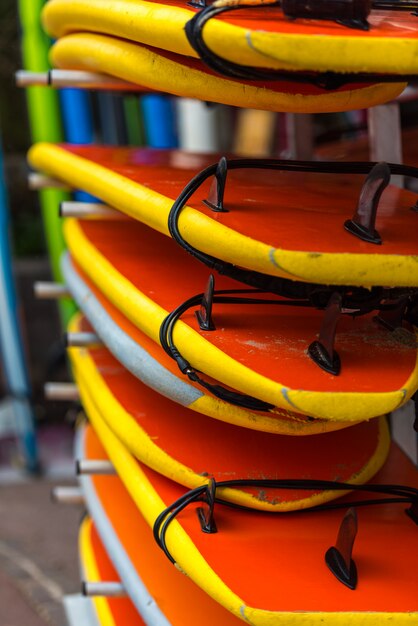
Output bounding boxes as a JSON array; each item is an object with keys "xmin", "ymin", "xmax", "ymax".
[{"xmin": 0, "ymin": 425, "xmax": 82, "ymax": 626}]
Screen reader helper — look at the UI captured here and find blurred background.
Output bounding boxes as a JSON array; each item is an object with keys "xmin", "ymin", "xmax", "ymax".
[
  {"xmin": 1, "ymin": 0, "xmax": 76, "ymax": 466},
  {"xmin": 0, "ymin": 5, "xmax": 80, "ymax": 626}
]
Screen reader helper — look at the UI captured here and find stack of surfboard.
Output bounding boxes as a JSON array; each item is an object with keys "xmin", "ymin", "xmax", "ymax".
[
  {"xmin": 29, "ymin": 0, "xmax": 418, "ymax": 624},
  {"xmin": 39, "ymin": 0, "xmax": 418, "ymax": 113}
]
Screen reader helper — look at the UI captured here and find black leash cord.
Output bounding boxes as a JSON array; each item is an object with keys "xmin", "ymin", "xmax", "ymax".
[
  {"xmin": 158, "ymin": 283, "xmax": 418, "ymax": 410},
  {"xmin": 153, "ymin": 478, "xmax": 418, "ymax": 563},
  {"xmin": 374, "ymin": 1, "xmax": 418, "ymax": 7},
  {"xmin": 185, "ymin": 1, "xmax": 418, "ymax": 86},
  {"xmin": 159, "ymin": 288, "xmax": 310, "ymax": 412}
]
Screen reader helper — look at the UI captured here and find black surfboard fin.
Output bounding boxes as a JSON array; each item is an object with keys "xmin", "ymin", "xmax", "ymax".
[
  {"xmin": 374, "ymin": 298, "xmax": 408, "ymax": 331},
  {"xmin": 308, "ymin": 292, "xmax": 342, "ymax": 375},
  {"xmin": 406, "ymin": 499, "xmax": 418, "ymax": 524},
  {"xmin": 197, "ymin": 478, "xmax": 218, "ymax": 533},
  {"xmin": 325, "ymin": 508, "xmax": 358, "ymax": 590},
  {"xmin": 336, "ymin": 17, "xmax": 370, "ymax": 30},
  {"xmin": 282, "ymin": 0, "xmax": 371, "ymax": 30},
  {"xmin": 203, "ymin": 157, "xmax": 228, "ymax": 212},
  {"xmin": 344, "ymin": 161, "xmax": 390, "ymax": 244},
  {"xmin": 195, "ymin": 274, "xmax": 216, "ymax": 331},
  {"xmin": 414, "ymin": 392, "xmax": 418, "ymax": 433}
]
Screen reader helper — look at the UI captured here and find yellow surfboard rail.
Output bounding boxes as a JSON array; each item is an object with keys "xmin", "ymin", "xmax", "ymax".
[
  {"xmin": 67, "ymin": 310, "xmax": 353, "ymax": 436},
  {"xmin": 67, "ymin": 280, "xmax": 348, "ymax": 436},
  {"xmin": 62, "ymin": 218, "xmax": 418, "ymax": 422},
  {"xmin": 28, "ymin": 142, "xmax": 418, "ymax": 287},
  {"xmin": 79, "ymin": 516, "xmax": 117, "ymax": 626},
  {"xmin": 48, "ymin": 33, "xmax": 405, "ymax": 114},
  {"xmin": 82, "ymin": 414, "xmax": 416, "ymax": 625},
  {"xmin": 42, "ymin": 0, "xmax": 418, "ymax": 75},
  {"xmin": 69, "ymin": 318, "xmax": 389, "ymax": 511}
]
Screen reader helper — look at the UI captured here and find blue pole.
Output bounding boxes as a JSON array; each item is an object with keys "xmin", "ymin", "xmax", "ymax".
[
  {"xmin": 59, "ymin": 88, "xmax": 94, "ymax": 144},
  {"xmin": 141, "ymin": 95, "xmax": 178, "ymax": 148},
  {"xmin": 59, "ymin": 88, "xmax": 96, "ymax": 202},
  {"xmin": 0, "ymin": 140, "xmax": 39, "ymax": 472}
]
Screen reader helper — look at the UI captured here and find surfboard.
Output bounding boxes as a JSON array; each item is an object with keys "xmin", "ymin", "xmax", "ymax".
[
  {"xmin": 46, "ymin": 33, "xmax": 405, "ymax": 113},
  {"xmin": 61, "ymin": 217, "xmax": 418, "ymax": 422},
  {"xmin": 69, "ymin": 312, "xmax": 389, "ymax": 511},
  {"xmin": 79, "ymin": 516, "xmax": 144, "ymax": 626},
  {"xmin": 42, "ymin": 0, "xmax": 418, "ymax": 77},
  {"xmin": 28, "ymin": 144, "xmax": 418, "ymax": 288},
  {"xmin": 77, "ymin": 424, "xmax": 245, "ymax": 626},
  {"xmin": 81, "ymin": 411, "xmax": 418, "ymax": 624},
  {"xmin": 63, "ymin": 253, "xmax": 348, "ymax": 435}
]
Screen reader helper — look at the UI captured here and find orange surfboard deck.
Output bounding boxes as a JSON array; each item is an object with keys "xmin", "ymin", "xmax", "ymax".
[
  {"xmin": 65, "ymin": 255, "xmax": 346, "ymax": 435},
  {"xmin": 79, "ymin": 516, "xmax": 144, "ymax": 626},
  {"xmin": 63, "ymin": 217, "xmax": 418, "ymax": 422},
  {"xmin": 70, "ymin": 320, "xmax": 389, "ymax": 511},
  {"xmin": 82, "ymin": 419, "xmax": 418, "ymax": 623},
  {"xmin": 28, "ymin": 143, "xmax": 418, "ymax": 287}
]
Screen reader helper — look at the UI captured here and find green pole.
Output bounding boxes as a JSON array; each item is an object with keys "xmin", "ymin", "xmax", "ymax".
[
  {"xmin": 18, "ymin": 0, "xmax": 76, "ymax": 326},
  {"xmin": 123, "ymin": 96, "xmax": 145, "ymax": 146}
]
